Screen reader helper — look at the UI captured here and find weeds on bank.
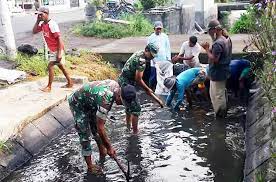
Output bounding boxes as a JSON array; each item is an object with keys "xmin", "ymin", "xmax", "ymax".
[
  {"xmin": 234, "ymin": 2, "xmax": 276, "ymax": 112},
  {"xmin": 66, "ymin": 51, "xmax": 119, "ymax": 80},
  {"xmin": 12, "ymin": 50, "xmax": 119, "ymax": 81},
  {"xmin": 73, "ymin": 13, "xmax": 153, "ymax": 38},
  {"xmin": 0, "ymin": 140, "xmax": 10, "ymax": 153}
]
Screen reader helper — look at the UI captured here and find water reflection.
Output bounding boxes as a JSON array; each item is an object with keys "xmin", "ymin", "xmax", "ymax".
[{"xmin": 4, "ymin": 94, "xmax": 245, "ymax": 182}]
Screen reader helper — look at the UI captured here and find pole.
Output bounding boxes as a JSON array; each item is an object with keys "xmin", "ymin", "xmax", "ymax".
[{"xmin": 0, "ymin": 0, "xmax": 17, "ymax": 58}]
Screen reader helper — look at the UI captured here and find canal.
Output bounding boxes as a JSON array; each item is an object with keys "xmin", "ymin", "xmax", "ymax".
[{"xmin": 4, "ymin": 92, "xmax": 245, "ymax": 182}]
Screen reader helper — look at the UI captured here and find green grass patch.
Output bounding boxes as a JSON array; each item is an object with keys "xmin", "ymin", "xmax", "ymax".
[
  {"xmin": 15, "ymin": 52, "xmax": 48, "ymax": 77},
  {"xmin": 74, "ymin": 13, "xmax": 153, "ymax": 38},
  {"xmin": 230, "ymin": 7, "xmax": 256, "ymax": 33},
  {"xmin": 0, "ymin": 140, "xmax": 10, "ymax": 152}
]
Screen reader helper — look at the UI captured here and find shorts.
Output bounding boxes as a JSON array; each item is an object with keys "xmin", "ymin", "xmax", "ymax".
[
  {"xmin": 120, "ymin": 86, "xmax": 141, "ymax": 116},
  {"xmin": 48, "ymin": 50, "xmax": 65, "ymax": 65}
]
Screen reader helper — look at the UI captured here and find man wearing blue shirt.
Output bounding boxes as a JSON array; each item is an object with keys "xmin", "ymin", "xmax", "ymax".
[
  {"xmin": 228, "ymin": 59, "xmax": 252, "ymax": 102},
  {"xmin": 164, "ymin": 67, "xmax": 207, "ymax": 111},
  {"xmin": 147, "ymin": 21, "xmax": 171, "ymax": 90}
]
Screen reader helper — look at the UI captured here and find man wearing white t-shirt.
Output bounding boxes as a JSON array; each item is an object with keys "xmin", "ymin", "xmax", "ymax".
[{"xmin": 172, "ymin": 36, "xmax": 202, "ymax": 68}]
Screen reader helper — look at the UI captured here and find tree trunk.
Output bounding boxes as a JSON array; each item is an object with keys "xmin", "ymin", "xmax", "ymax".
[{"xmin": 0, "ymin": 0, "xmax": 16, "ymax": 58}]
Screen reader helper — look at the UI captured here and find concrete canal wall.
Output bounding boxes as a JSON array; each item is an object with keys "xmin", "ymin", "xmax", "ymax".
[
  {"xmin": 244, "ymin": 90, "xmax": 276, "ymax": 181},
  {"xmin": 0, "ymin": 102, "xmax": 74, "ymax": 181}
]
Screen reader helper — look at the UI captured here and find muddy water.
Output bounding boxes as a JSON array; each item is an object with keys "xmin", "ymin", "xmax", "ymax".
[{"xmin": 4, "ymin": 92, "xmax": 245, "ymax": 182}]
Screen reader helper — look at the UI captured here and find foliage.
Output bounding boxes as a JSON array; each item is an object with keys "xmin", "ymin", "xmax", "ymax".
[
  {"xmin": 230, "ymin": 7, "xmax": 256, "ymax": 33},
  {"xmin": 74, "ymin": 13, "xmax": 153, "ymax": 38},
  {"xmin": 0, "ymin": 140, "xmax": 11, "ymax": 152},
  {"xmin": 133, "ymin": 0, "xmax": 143, "ymax": 11},
  {"xmin": 140, "ymin": 0, "xmax": 172, "ymax": 10},
  {"xmin": 14, "ymin": 50, "xmax": 119, "ymax": 81},
  {"xmin": 247, "ymin": 1, "xmax": 276, "ymax": 112},
  {"xmin": 16, "ymin": 52, "xmax": 48, "ymax": 77},
  {"xmin": 88, "ymin": 0, "xmax": 105, "ymax": 7}
]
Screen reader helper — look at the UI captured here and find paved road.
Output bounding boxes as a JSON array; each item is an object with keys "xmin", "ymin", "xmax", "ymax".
[{"xmin": 11, "ymin": 8, "xmax": 85, "ymax": 34}]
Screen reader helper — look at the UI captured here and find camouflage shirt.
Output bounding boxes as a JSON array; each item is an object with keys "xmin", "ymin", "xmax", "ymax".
[
  {"xmin": 68, "ymin": 80, "xmax": 120, "ymax": 120},
  {"xmin": 118, "ymin": 50, "xmax": 146, "ymax": 86}
]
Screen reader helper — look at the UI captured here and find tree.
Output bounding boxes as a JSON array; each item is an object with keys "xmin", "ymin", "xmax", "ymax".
[{"xmin": 0, "ymin": 0, "xmax": 16, "ymax": 58}]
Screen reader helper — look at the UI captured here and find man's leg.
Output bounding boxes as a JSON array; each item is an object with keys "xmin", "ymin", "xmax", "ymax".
[
  {"xmin": 149, "ymin": 66, "xmax": 157, "ymax": 90},
  {"xmin": 212, "ymin": 80, "xmax": 227, "ymax": 117},
  {"xmin": 131, "ymin": 114, "xmax": 139, "ymax": 134},
  {"xmin": 57, "ymin": 64, "xmax": 73, "ymax": 88},
  {"xmin": 89, "ymin": 112, "xmax": 107, "ymax": 160},
  {"xmin": 41, "ymin": 62, "xmax": 55, "ymax": 92},
  {"xmin": 126, "ymin": 113, "xmax": 132, "ymax": 130}
]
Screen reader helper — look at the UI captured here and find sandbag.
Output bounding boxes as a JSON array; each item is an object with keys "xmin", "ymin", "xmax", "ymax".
[{"xmin": 155, "ymin": 61, "xmax": 173, "ymax": 95}]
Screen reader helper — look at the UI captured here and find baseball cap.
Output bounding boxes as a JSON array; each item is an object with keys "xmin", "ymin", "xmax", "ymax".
[
  {"xmin": 205, "ymin": 19, "xmax": 222, "ymax": 33},
  {"xmin": 146, "ymin": 43, "xmax": 159, "ymax": 58},
  {"xmin": 154, "ymin": 21, "xmax": 163, "ymax": 29},
  {"xmin": 121, "ymin": 84, "xmax": 136, "ymax": 102},
  {"xmin": 35, "ymin": 6, "xmax": 49, "ymax": 14},
  {"xmin": 164, "ymin": 76, "xmax": 176, "ymax": 91}
]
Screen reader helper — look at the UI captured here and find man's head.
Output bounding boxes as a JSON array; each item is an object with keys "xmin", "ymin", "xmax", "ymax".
[
  {"xmin": 193, "ymin": 68, "xmax": 207, "ymax": 85},
  {"xmin": 154, "ymin": 21, "xmax": 163, "ymax": 35},
  {"xmin": 121, "ymin": 84, "xmax": 136, "ymax": 105},
  {"xmin": 164, "ymin": 76, "xmax": 176, "ymax": 91},
  {"xmin": 35, "ymin": 6, "xmax": 49, "ymax": 22},
  {"xmin": 207, "ymin": 19, "xmax": 223, "ymax": 41},
  {"xmin": 145, "ymin": 43, "xmax": 159, "ymax": 60},
  {"xmin": 189, "ymin": 36, "xmax": 198, "ymax": 47}
]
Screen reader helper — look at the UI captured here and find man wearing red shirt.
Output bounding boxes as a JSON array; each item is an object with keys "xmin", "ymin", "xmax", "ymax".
[{"xmin": 33, "ymin": 7, "xmax": 73, "ymax": 92}]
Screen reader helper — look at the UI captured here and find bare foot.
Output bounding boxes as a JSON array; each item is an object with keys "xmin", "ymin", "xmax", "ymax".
[
  {"xmin": 40, "ymin": 86, "xmax": 51, "ymax": 92},
  {"xmin": 61, "ymin": 83, "xmax": 73, "ymax": 88}
]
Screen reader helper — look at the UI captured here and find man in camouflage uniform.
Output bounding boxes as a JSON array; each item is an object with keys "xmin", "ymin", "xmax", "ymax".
[
  {"xmin": 68, "ymin": 80, "xmax": 122, "ymax": 173},
  {"xmin": 118, "ymin": 43, "xmax": 164, "ymax": 134}
]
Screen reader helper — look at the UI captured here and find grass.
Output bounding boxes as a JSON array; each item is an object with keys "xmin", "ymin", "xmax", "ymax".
[
  {"xmin": 74, "ymin": 13, "xmax": 153, "ymax": 39},
  {"xmin": 0, "ymin": 140, "xmax": 11, "ymax": 152},
  {"xmin": 8, "ymin": 50, "xmax": 119, "ymax": 81},
  {"xmin": 65, "ymin": 51, "xmax": 119, "ymax": 81}
]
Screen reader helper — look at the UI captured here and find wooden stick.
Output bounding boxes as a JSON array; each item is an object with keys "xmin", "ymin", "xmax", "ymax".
[{"xmin": 113, "ymin": 156, "xmax": 130, "ymax": 181}]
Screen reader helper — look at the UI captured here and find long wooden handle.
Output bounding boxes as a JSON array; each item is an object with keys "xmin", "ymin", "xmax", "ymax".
[
  {"xmin": 113, "ymin": 156, "xmax": 130, "ymax": 181},
  {"xmin": 149, "ymin": 92, "xmax": 164, "ymax": 108}
]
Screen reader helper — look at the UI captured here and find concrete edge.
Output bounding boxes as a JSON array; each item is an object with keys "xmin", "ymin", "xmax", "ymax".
[
  {"xmin": 0, "ymin": 101, "xmax": 74, "ymax": 181},
  {"xmin": 244, "ymin": 90, "xmax": 276, "ymax": 181}
]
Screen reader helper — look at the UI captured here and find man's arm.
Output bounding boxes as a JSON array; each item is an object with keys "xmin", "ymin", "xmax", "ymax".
[
  {"xmin": 96, "ymin": 117, "xmax": 115, "ymax": 158},
  {"xmin": 166, "ymin": 89, "xmax": 176, "ymax": 106},
  {"xmin": 174, "ymin": 85, "xmax": 185, "ymax": 110},
  {"xmin": 56, "ymin": 36, "xmax": 64, "ymax": 62},
  {"xmin": 201, "ymin": 42, "xmax": 221, "ymax": 64},
  {"xmin": 166, "ymin": 36, "xmax": 171, "ymax": 61},
  {"xmin": 32, "ymin": 16, "xmax": 42, "ymax": 34},
  {"xmin": 135, "ymin": 70, "xmax": 163, "ymax": 106}
]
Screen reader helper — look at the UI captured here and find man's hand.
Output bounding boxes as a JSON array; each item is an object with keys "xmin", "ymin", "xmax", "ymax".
[
  {"xmin": 172, "ymin": 55, "xmax": 179, "ymax": 63},
  {"xmin": 201, "ymin": 42, "xmax": 210, "ymax": 51},
  {"xmin": 107, "ymin": 146, "xmax": 116, "ymax": 158},
  {"xmin": 56, "ymin": 53, "xmax": 62, "ymax": 63},
  {"xmin": 36, "ymin": 14, "xmax": 42, "ymax": 22}
]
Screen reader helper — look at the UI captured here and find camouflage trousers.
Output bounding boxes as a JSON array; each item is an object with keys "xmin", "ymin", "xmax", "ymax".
[{"xmin": 68, "ymin": 95, "xmax": 102, "ymax": 156}]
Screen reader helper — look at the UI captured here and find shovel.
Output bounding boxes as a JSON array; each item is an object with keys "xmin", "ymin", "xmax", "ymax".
[{"xmin": 113, "ymin": 156, "xmax": 131, "ymax": 182}]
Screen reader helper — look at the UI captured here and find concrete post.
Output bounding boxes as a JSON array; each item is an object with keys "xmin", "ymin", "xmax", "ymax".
[{"xmin": 0, "ymin": 0, "xmax": 17, "ymax": 58}]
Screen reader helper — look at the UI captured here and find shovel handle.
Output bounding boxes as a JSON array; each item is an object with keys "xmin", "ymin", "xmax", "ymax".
[{"xmin": 113, "ymin": 156, "xmax": 128, "ymax": 177}]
